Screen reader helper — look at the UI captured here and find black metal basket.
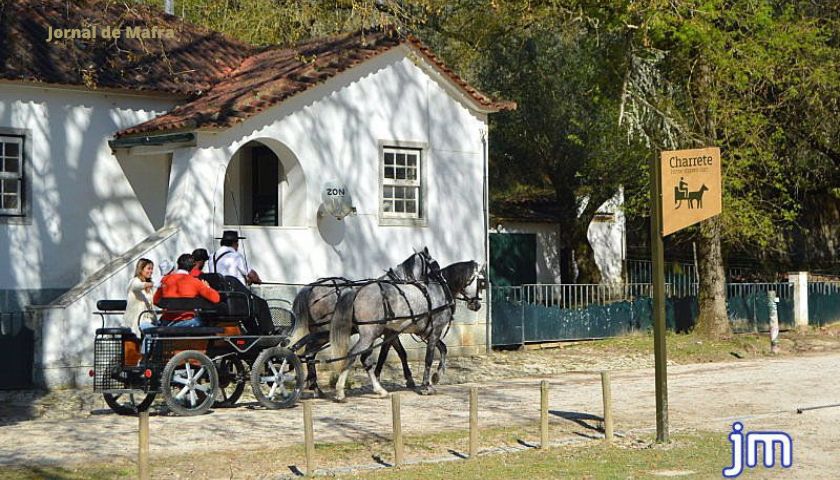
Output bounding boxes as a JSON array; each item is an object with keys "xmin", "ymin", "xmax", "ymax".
[
  {"xmin": 93, "ymin": 328, "xmax": 129, "ymax": 391},
  {"xmin": 267, "ymin": 301, "xmax": 296, "ymax": 336}
]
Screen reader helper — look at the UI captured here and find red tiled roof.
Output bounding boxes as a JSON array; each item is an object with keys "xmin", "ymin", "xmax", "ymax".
[
  {"xmin": 1, "ymin": 0, "xmax": 252, "ymax": 95},
  {"xmin": 1, "ymin": 2, "xmax": 513, "ymax": 137},
  {"xmin": 116, "ymin": 28, "xmax": 515, "ymax": 137}
]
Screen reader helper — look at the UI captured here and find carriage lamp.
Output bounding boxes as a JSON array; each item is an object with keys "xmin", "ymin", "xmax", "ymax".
[{"xmin": 144, "ymin": 369, "xmax": 153, "ymax": 378}]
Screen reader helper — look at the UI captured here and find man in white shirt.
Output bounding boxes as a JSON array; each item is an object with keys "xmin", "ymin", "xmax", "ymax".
[
  {"xmin": 210, "ymin": 230, "xmax": 263, "ymax": 285},
  {"xmin": 210, "ymin": 230, "xmax": 274, "ymax": 334}
]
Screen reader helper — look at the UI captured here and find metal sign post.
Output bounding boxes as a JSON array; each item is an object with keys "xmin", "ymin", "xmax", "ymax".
[{"xmin": 650, "ymin": 153, "xmax": 669, "ymax": 443}]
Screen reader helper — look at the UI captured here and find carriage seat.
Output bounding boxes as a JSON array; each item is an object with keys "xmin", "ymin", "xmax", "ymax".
[
  {"xmin": 156, "ymin": 297, "xmax": 223, "ymax": 316},
  {"xmin": 96, "ymin": 300, "xmax": 127, "ymax": 312},
  {"xmin": 95, "ymin": 326, "xmax": 135, "ymax": 337},
  {"xmin": 142, "ymin": 325, "xmax": 225, "ymax": 336},
  {"xmin": 154, "ymin": 295, "xmax": 248, "ymax": 334}
]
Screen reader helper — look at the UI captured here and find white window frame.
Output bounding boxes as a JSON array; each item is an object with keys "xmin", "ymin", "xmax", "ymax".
[
  {"xmin": 379, "ymin": 140, "xmax": 427, "ymax": 227},
  {"xmin": 0, "ymin": 132, "xmax": 26, "ymax": 221}
]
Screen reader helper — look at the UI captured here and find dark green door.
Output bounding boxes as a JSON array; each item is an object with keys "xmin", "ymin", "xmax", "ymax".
[{"xmin": 489, "ymin": 233, "xmax": 537, "ymax": 286}]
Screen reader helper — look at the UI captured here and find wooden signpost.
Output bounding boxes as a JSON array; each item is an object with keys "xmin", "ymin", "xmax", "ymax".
[
  {"xmin": 651, "ymin": 147, "xmax": 722, "ymax": 443},
  {"xmin": 661, "ymin": 147, "xmax": 722, "ymax": 236}
]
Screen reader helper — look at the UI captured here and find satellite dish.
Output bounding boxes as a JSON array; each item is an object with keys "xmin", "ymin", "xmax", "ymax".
[{"xmin": 321, "ymin": 182, "xmax": 355, "ymax": 220}]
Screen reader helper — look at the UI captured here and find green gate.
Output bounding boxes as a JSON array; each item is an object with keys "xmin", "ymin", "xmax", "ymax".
[
  {"xmin": 489, "ymin": 233, "xmax": 536, "ymax": 287},
  {"xmin": 809, "ymin": 282, "xmax": 840, "ymax": 327}
]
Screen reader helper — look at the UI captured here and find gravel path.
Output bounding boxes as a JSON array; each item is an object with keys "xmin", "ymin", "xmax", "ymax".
[{"xmin": 1, "ymin": 352, "xmax": 839, "ymax": 478}]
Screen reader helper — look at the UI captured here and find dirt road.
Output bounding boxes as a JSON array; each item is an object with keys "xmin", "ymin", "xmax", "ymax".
[{"xmin": 2, "ymin": 353, "xmax": 839, "ymax": 478}]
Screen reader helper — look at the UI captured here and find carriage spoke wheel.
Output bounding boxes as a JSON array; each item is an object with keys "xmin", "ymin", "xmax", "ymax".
[
  {"xmin": 214, "ymin": 356, "xmax": 246, "ymax": 408},
  {"xmin": 162, "ymin": 350, "xmax": 218, "ymax": 416},
  {"xmin": 251, "ymin": 347, "xmax": 303, "ymax": 409},
  {"xmin": 103, "ymin": 391, "xmax": 156, "ymax": 415}
]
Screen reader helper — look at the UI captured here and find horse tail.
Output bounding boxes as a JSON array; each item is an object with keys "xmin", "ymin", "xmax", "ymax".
[
  {"xmin": 329, "ymin": 288, "xmax": 357, "ymax": 371},
  {"xmin": 290, "ymin": 286, "xmax": 312, "ymax": 350}
]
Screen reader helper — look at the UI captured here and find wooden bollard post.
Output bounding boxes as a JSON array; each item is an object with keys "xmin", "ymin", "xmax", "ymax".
[
  {"xmin": 601, "ymin": 371, "xmax": 613, "ymax": 442},
  {"xmin": 138, "ymin": 410, "xmax": 150, "ymax": 480},
  {"xmin": 303, "ymin": 400, "xmax": 315, "ymax": 476},
  {"xmin": 469, "ymin": 387, "xmax": 478, "ymax": 458},
  {"xmin": 391, "ymin": 393, "xmax": 404, "ymax": 467},
  {"xmin": 540, "ymin": 380, "xmax": 549, "ymax": 449}
]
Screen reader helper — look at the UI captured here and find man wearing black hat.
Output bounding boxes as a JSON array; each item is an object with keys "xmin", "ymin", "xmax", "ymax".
[
  {"xmin": 210, "ymin": 230, "xmax": 273, "ymax": 334},
  {"xmin": 210, "ymin": 231, "xmax": 263, "ymax": 285}
]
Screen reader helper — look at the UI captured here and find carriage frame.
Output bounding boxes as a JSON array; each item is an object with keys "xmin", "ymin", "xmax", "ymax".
[{"xmin": 91, "ymin": 277, "xmax": 305, "ymax": 416}]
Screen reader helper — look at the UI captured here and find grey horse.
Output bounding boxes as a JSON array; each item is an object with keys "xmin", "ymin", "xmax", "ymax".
[
  {"xmin": 291, "ymin": 248, "xmax": 438, "ymax": 397},
  {"xmin": 373, "ymin": 260, "xmax": 484, "ymax": 384},
  {"xmin": 329, "ymin": 260, "xmax": 483, "ymax": 401}
]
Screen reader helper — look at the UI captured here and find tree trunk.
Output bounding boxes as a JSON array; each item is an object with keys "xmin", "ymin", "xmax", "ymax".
[
  {"xmin": 559, "ymin": 246, "xmax": 576, "ymax": 283},
  {"xmin": 692, "ymin": 57, "xmax": 730, "ymax": 338},
  {"xmin": 693, "ymin": 216, "xmax": 731, "ymax": 338},
  {"xmin": 574, "ymin": 231, "xmax": 602, "ymax": 284}
]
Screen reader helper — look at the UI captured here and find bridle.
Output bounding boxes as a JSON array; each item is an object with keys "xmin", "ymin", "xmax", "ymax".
[{"xmin": 454, "ymin": 266, "xmax": 484, "ymax": 308}]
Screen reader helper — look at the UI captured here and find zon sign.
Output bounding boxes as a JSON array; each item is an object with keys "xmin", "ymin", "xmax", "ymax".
[{"xmin": 660, "ymin": 147, "xmax": 722, "ymax": 236}]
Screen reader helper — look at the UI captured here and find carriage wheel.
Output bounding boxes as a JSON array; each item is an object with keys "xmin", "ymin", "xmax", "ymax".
[
  {"xmin": 214, "ymin": 356, "xmax": 246, "ymax": 408},
  {"xmin": 251, "ymin": 347, "xmax": 303, "ymax": 409},
  {"xmin": 161, "ymin": 350, "xmax": 218, "ymax": 416},
  {"xmin": 103, "ymin": 392, "xmax": 157, "ymax": 415}
]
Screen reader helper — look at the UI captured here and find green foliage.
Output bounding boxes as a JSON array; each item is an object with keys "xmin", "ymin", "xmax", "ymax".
[
  {"xmin": 130, "ymin": 0, "xmax": 839, "ymax": 266},
  {"xmin": 620, "ymin": 0, "xmax": 840, "ymax": 255}
]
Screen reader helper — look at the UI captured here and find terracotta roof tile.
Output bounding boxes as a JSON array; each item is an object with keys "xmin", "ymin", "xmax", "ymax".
[
  {"xmin": 1, "ymin": 0, "xmax": 252, "ymax": 95},
  {"xmin": 116, "ymin": 28, "xmax": 515, "ymax": 137},
  {"xmin": 0, "ymin": 2, "xmax": 513, "ymax": 137}
]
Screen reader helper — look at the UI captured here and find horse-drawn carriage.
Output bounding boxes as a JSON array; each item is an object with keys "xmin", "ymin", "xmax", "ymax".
[
  {"xmin": 91, "ymin": 274, "xmax": 304, "ymax": 416},
  {"xmin": 91, "ymin": 250, "xmax": 485, "ymax": 415}
]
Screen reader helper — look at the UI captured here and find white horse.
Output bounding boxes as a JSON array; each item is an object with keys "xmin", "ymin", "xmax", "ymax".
[{"xmin": 329, "ymin": 260, "xmax": 483, "ymax": 401}]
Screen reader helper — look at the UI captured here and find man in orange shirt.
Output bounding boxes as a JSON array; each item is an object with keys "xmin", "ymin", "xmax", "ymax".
[
  {"xmin": 190, "ymin": 248, "xmax": 209, "ymax": 277},
  {"xmin": 153, "ymin": 253, "xmax": 221, "ymax": 327}
]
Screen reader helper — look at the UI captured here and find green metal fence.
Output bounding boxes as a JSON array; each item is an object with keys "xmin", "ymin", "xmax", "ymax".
[
  {"xmin": 491, "ymin": 281, "xmax": 797, "ymax": 346},
  {"xmin": 726, "ymin": 283, "xmax": 794, "ymax": 333},
  {"xmin": 491, "ymin": 284, "xmax": 656, "ymax": 345},
  {"xmin": 808, "ymin": 282, "xmax": 840, "ymax": 327}
]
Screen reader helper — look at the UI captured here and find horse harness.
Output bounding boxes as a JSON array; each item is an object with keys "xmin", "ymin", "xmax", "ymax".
[{"xmin": 353, "ymin": 277, "xmax": 455, "ymax": 329}]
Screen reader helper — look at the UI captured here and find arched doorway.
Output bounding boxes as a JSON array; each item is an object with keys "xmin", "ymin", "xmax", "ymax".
[{"xmin": 224, "ymin": 139, "xmax": 306, "ymax": 227}]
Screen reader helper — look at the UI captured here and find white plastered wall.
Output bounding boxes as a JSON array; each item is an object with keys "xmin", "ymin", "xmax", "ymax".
[
  {"xmin": 0, "ymin": 84, "xmax": 177, "ymax": 294},
  {"xmin": 169, "ymin": 47, "xmax": 489, "ymax": 283}
]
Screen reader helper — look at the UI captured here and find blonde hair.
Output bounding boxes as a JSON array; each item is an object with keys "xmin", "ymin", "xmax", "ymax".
[{"xmin": 134, "ymin": 258, "xmax": 154, "ymax": 281}]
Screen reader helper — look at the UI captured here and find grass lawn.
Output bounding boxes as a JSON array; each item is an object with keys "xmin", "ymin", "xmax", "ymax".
[
  {"xmin": 338, "ymin": 431, "xmax": 741, "ymax": 479},
  {"xmin": 555, "ymin": 327, "xmax": 840, "ymax": 365},
  {"xmin": 0, "ymin": 427, "xmax": 749, "ymax": 480}
]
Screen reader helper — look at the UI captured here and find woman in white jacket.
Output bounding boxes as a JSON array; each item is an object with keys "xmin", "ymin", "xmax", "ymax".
[{"xmin": 125, "ymin": 258, "xmax": 157, "ymax": 336}]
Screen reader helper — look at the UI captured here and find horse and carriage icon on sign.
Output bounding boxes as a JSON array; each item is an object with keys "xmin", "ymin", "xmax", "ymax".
[{"xmin": 674, "ymin": 177, "xmax": 709, "ymax": 209}]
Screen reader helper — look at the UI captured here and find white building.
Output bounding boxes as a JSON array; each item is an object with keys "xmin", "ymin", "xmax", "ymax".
[
  {"xmin": 0, "ymin": 1, "xmax": 512, "ymax": 387},
  {"xmin": 490, "ymin": 190, "xmax": 626, "ymax": 285}
]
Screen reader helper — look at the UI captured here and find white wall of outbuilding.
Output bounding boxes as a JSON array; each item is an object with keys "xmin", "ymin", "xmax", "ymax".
[{"xmin": 0, "ymin": 83, "xmax": 176, "ymax": 310}]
